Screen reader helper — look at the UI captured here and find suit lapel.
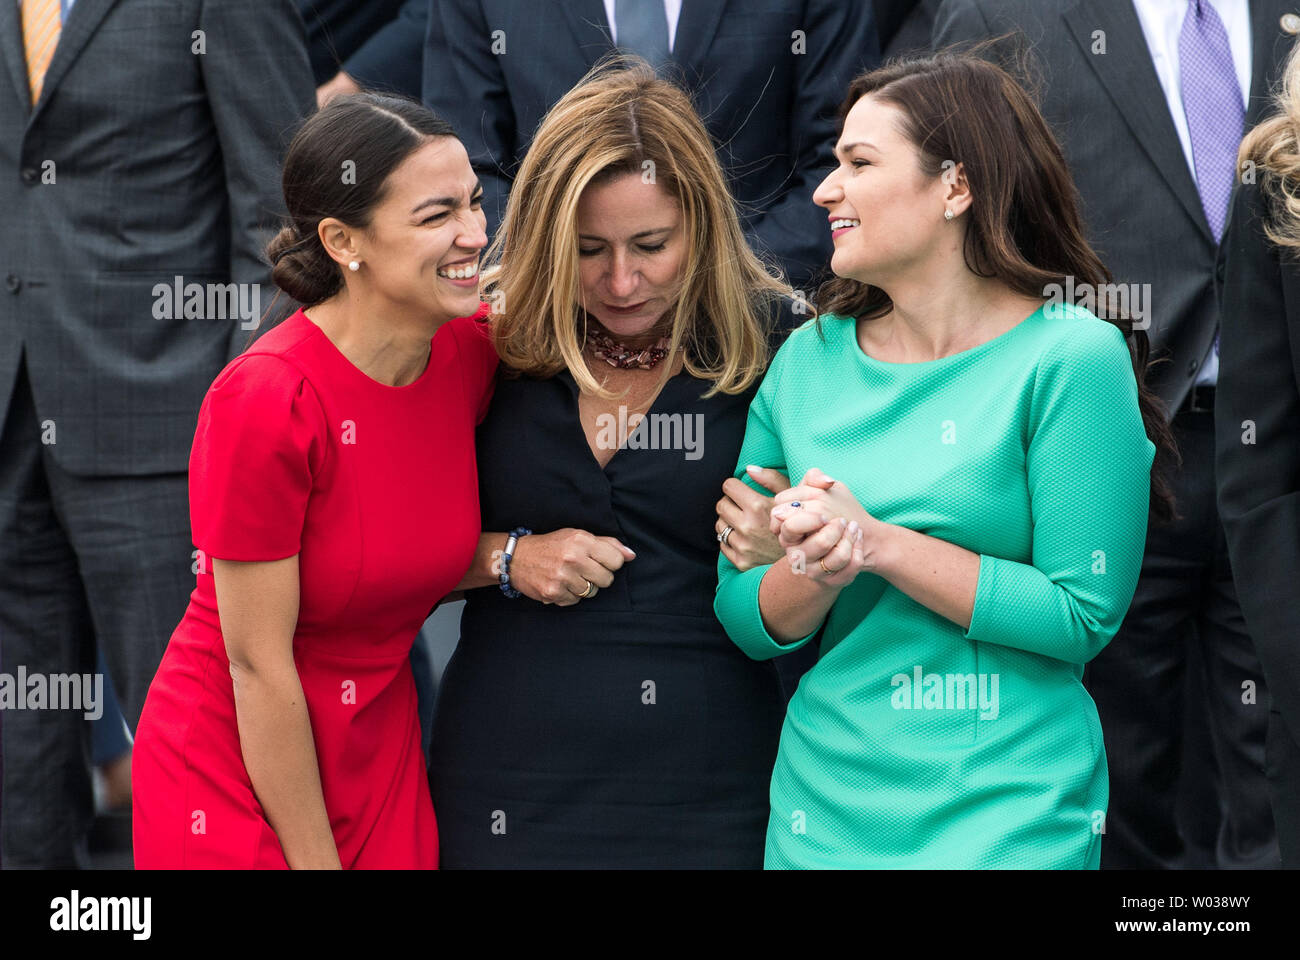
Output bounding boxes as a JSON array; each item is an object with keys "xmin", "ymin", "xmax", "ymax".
[
  {"xmin": 670, "ymin": 0, "xmax": 726, "ymax": 77},
  {"xmin": 0, "ymin": 0, "xmax": 30, "ymax": 115},
  {"xmin": 1062, "ymin": 0, "xmax": 1212, "ymax": 241},
  {"xmin": 558, "ymin": 0, "xmax": 614, "ymax": 72},
  {"xmin": 28, "ymin": 0, "xmax": 119, "ymax": 128}
]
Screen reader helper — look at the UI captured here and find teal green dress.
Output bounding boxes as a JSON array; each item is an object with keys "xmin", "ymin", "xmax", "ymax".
[{"xmin": 714, "ymin": 302, "xmax": 1155, "ymax": 869}]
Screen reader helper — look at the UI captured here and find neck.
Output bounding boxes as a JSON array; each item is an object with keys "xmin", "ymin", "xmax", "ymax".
[
  {"xmin": 871, "ymin": 261, "xmax": 1041, "ymax": 359},
  {"xmin": 307, "ymin": 288, "xmax": 448, "ymax": 387}
]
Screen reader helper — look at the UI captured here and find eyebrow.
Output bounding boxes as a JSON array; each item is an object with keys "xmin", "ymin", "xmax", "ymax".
[
  {"xmin": 836, "ymin": 140, "xmax": 879, "ymax": 157},
  {"xmin": 577, "ymin": 226, "xmax": 674, "ymax": 241},
  {"xmin": 410, "ymin": 182, "xmax": 484, "ymax": 215}
]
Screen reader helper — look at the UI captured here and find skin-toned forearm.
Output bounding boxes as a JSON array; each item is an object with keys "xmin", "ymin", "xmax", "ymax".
[
  {"xmin": 230, "ymin": 659, "xmax": 340, "ymax": 870},
  {"xmin": 757, "ymin": 557, "xmax": 844, "ymax": 643},
  {"xmin": 869, "ymin": 522, "xmax": 980, "ymax": 631},
  {"xmin": 453, "ymin": 532, "xmax": 511, "ymax": 591}
]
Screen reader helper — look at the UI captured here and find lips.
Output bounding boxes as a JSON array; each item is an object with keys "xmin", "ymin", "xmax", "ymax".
[{"xmin": 602, "ymin": 300, "xmax": 650, "ymax": 314}]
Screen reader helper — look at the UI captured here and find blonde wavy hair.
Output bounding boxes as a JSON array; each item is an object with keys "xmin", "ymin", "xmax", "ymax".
[
  {"xmin": 1240, "ymin": 40, "xmax": 1300, "ymax": 251},
  {"xmin": 482, "ymin": 55, "xmax": 795, "ymax": 399}
]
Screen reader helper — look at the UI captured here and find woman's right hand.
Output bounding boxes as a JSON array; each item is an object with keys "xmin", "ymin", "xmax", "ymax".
[{"xmin": 508, "ymin": 528, "xmax": 636, "ymax": 605}]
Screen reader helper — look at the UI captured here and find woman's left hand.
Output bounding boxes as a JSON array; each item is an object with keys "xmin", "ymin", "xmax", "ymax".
[
  {"xmin": 714, "ymin": 465, "xmax": 789, "ymax": 571},
  {"xmin": 771, "ymin": 467, "xmax": 873, "ymax": 534}
]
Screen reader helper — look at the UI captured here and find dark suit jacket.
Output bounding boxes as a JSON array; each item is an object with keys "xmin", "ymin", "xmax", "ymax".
[
  {"xmin": 421, "ymin": 0, "xmax": 879, "ymax": 288},
  {"xmin": 1216, "ymin": 180, "xmax": 1300, "ymax": 743},
  {"xmin": 296, "ymin": 0, "xmax": 426, "ymax": 96},
  {"xmin": 0, "ymin": 0, "xmax": 315, "ymax": 476},
  {"xmin": 933, "ymin": 0, "xmax": 1297, "ymax": 417}
]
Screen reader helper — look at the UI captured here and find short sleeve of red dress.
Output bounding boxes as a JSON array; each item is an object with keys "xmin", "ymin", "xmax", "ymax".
[{"xmin": 189, "ymin": 353, "xmax": 327, "ymax": 562}]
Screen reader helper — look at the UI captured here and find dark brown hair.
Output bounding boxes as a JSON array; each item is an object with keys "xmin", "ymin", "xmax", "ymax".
[
  {"xmin": 817, "ymin": 53, "xmax": 1178, "ymax": 523},
  {"xmin": 256, "ymin": 93, "xmax": 458, "ymax": 334}
]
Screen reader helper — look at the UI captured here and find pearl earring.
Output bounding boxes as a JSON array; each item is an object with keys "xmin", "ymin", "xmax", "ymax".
[
  {"xmin": 944, "ymin": 210, "xmax": 954, "ymax": 221},
  {"xmin": 348, "ymin": 260, "xmax": 360, "ymax": 271}
]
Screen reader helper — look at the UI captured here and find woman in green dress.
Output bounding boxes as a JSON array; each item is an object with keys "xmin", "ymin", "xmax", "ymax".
[{"xmin": 713, "ymin": 55, "xmax": 1177, "ymax": 868}]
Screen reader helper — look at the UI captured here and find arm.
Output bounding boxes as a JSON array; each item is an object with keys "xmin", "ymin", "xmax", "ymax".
[
  {"xmin": 423, "ymin": 0, "xmax": 514, "ymax": 235},
  {"xmin": 215, "ymin": 556, "xmax": 340, "ymax": 870},
  {"xmin": 746, "ymin": 0, "xmax": 879, "ymax": 288},
  {"xmin": 199, "ymin": 0, "xmax": 317, "ymax": 361},
  {"xmin": 1215, "ymin": 181, "xmax": 1300, "ymax": 739},
  {"xmin": 339, "ymin": 0, "xmax": 428, "ymax": 98},
  {"xmin": 715, "ymin": 349, "xmax": 828, "ymax": 656},
  {"xmin": 454, "ymin": 529, "xmax": 637, "ymax": 604}
]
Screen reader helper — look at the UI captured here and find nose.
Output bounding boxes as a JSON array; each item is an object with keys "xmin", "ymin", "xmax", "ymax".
[
  {"xmin": 607, "ymin": 251, "xmax": 638, "ymax": 299},
  {"xmin": 456, "ymin": 208, "xmax": 489, "ymax": 252},
  {"xmin": 813, "ymin": 167, "xmax": 842, "ymax": 209}
]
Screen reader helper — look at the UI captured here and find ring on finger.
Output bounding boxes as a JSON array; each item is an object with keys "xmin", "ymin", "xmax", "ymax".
[
  {"xmin": 818, "ymin": 557, "xmax": 845, "ymax": 575},
  {"xmin": 718, "ymin": 525, "xmax": 734, "ymax": 547},
  {"xmin": 579, "ymin": 579, "xmax": 595, "ymax": 599}
]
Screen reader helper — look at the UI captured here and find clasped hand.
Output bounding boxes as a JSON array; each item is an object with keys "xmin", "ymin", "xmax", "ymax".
[{"xmin": 770, "ymin": 468, "xmax": 874, "ymax": 587}]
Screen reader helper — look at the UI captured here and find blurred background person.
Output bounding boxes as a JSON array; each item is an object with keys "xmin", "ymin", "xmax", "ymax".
[
  {"xmin": 421, "ymin": 0, "xmax": 879, "ymax": 291},
  {"xmin": 934, "ymin": 0, "xmax": 1295, "ymax": 869},
  {"xmin": 874, "ymin": 0, "xmax": 942, "ymax": 59},
  {"xmin": 1217, "ymin": 40, "xmax": 1300, "ymax": 868},
  {"xmin": 0, "ymin": 0, "xmax": 314, "ymax": 868},
  {"xmin": 297, "ymin": 0, "xmax": 427, "ymax": 104}
]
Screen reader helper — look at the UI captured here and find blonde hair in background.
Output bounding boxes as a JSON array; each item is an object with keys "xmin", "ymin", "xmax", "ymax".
[
  {"xmin": 1240, "ymin": 40, "xmax": 1300, "ymax": 251},
  {"xmin": 481, "ymin": 54, "xmax": 796, "ymax": 399}
]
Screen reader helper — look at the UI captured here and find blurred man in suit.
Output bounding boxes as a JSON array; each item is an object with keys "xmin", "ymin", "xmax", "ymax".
[
  {"xmin": 0, "ymin": 0, "xmax": 314, "ymax": 868},
  {"xmin": 934, "ymin": 0, "xmax": 1293, "ymax": 869},
  {"xmin": 422, "ymin": 0, "xmax": 879, "ymax": 291},
  {"xmin": 298, "ymin": 0, "xmax": 427, "ymax": 103}
]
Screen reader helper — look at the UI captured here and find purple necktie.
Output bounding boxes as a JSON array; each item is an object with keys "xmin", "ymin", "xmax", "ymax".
[
  {"xmin": 1181, "ymin": 0, "xmax": 1242, "ymax": 374},
  {"xmin": 1179, "ymin": 0, "xmax": 1244, "ymax": 242}
]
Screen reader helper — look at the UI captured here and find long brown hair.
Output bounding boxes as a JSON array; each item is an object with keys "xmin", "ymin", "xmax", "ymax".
[
  {"xmin": 482, "ymin": 55, "xmax": 794, "ymax": 399},
  {"xmin": 818, "ymin": 54, "xmax": 1177, "ymax": 523}
]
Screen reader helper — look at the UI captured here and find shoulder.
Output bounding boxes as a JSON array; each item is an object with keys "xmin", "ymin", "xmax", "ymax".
[
  {"xmin": 440, "ymin": 305, "xmax": 497, "ymax": 357},
  {"xmin": 204, "ymin": 351, "xmax": 328, "ymax": 438},
  {"xmin": 1031, "ymin": 302, "xmax": 1130, "ymax": 366},
  {"xmin": 1024, "ymin": 303, "xmax": 1138, "ymax": 411}
]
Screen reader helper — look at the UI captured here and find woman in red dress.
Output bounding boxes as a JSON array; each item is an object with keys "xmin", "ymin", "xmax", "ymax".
[{"xmin": 131, "ymin": 93, "xmax": 496, "ymax": 869}]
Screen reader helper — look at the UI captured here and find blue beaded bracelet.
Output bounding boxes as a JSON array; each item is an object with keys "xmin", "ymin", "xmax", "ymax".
[{"xmin": 499, "ymin": 526, "xmax": 532, "ymax": 598}]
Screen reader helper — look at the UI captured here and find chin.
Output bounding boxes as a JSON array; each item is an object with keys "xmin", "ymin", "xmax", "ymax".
[{"xmin": 830, "ymin": 248, "xmax": 875, "ymax": 285}]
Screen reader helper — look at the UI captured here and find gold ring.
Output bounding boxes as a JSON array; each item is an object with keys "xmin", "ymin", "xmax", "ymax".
[
  {"xmin": 580, "ymin": 579, "xmax": 595, "ymax": 598},
  {"xmin": 819, "ymin": 558, "xmax": 837, "ymax": 575}
]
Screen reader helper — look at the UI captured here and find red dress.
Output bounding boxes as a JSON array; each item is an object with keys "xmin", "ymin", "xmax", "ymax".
[{"xmin": 132, "ymin": 306, "xmax": 496, "ymax": 869}]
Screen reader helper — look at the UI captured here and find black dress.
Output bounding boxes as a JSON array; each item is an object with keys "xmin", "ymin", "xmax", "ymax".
[{"xmin": 429, "ymin": 323, "xmax": 793, "ymax": 868}]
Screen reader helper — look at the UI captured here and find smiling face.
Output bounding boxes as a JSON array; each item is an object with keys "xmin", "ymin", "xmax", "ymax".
[
  {"xmin": 813, "ymin": 95, "xmax": 960, "ymax": 287},
  {"xmin": 349, "ymin": 136, "xmax": 487, "ymax": 322},
  {"xmin": 575, "ymin": 172, "xmax": 686, "ymax": 339}
]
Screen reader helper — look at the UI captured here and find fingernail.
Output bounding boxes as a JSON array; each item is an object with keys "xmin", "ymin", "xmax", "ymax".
[
  {"xmin": 848, "ymin": 520, "xmax": 859, "ymax": 535},
  {"xmin": 745, "ymin": 464, "xmax": 761, "ymax": 475},
  {"xmin": 855, "ymin": 528, "xmax": 863, "ymax": 542},
  {"xmin": 772, "ymin": 506, "xmax": 790, "ymax": 518},
  {"xmin": 839, "ymin": 517, "xmax": 848, "ymax": 527}
]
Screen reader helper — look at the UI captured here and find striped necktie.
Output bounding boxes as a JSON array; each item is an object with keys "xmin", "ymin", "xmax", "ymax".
[{"xmin": 22, "ymin": 0, "xmax": 63, "ymax": 106}]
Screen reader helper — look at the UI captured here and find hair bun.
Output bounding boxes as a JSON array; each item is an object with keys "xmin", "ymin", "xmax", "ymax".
[{"xmin": 267, "ymin": 224, "xmax": 341, "ymax": 305}]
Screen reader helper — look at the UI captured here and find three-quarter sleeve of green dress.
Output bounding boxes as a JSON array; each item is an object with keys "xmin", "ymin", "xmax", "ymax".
[
  {"xmin": 962, "ymin": 320, "xmax": 1155, "ymax": 664},
  {"xmin": 714, "ymin": 340, "xmax": 823, "ymax": 660}
]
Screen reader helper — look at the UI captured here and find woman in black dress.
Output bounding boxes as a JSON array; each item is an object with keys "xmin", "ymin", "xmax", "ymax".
[{"xmin": 428, "ymin": 60, "xmax": 802, "ymax": 867}]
